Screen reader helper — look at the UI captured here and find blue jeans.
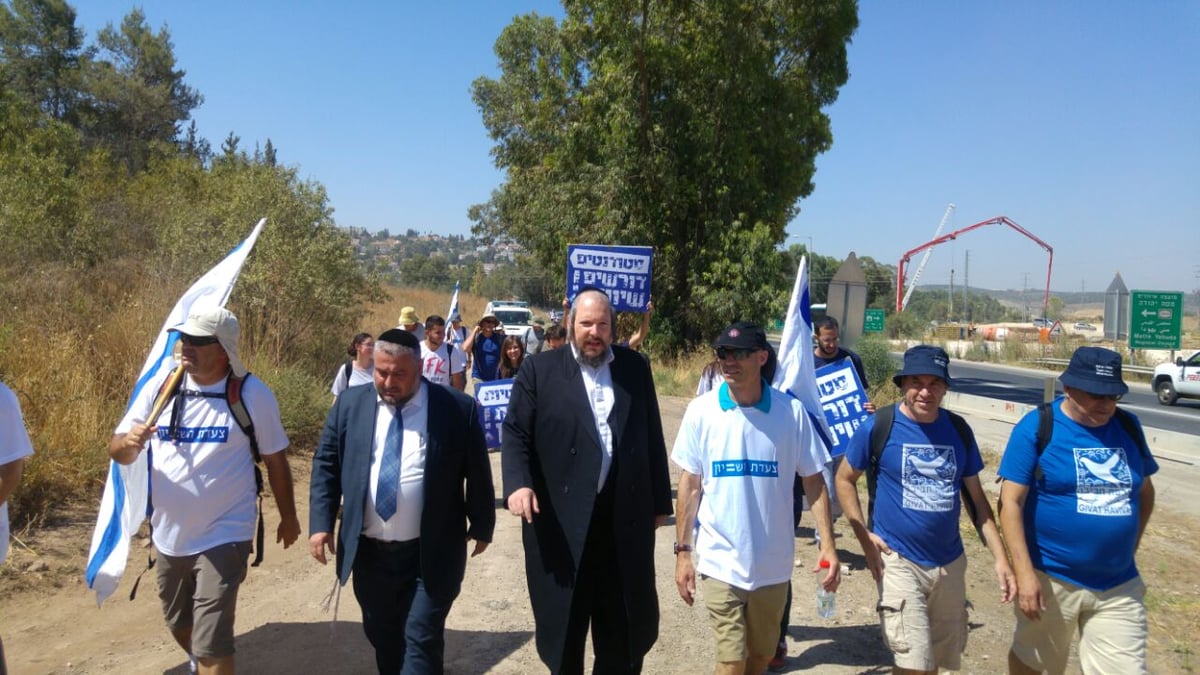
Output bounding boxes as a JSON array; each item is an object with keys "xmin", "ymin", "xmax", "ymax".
[{"xmin": 352, "ymin": 537, "xmax": 454, "ymax": 674}]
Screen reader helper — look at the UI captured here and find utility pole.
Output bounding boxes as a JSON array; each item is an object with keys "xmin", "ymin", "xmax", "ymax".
[
  {"xmin": 1022, "ymin": 272, "xmax": 1030, "ymax": 321},
  {"xmin": 948, "ymin": 269, "xmax": 954, "ymax": 322},
  {"xmin": 963, "ymin": 250, "xmax": 970, "ymax": 323}
]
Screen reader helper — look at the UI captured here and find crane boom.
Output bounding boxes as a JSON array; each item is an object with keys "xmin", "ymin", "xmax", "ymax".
[{"xmin": 900, "ymin": 203, "xmax": 955, "ymax": 311}]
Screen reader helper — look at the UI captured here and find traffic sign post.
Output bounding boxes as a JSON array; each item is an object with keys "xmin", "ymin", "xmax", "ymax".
[
  {"xmin": 1129, "ymin": 290, "xmax": 1183, "ymax": 350},
  {"xmin": 864, "ymin": 308, "xmax": 885, "ymax": 333}
]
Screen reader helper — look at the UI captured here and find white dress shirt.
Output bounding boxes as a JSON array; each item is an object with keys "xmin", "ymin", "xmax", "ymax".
[
  {"xmin": 362, "ymin": 381, "xmax": 429, "ymax": 542},
  {"xmin": 572, "ymin": 344, "xmax": 616, "ymax": 491}
]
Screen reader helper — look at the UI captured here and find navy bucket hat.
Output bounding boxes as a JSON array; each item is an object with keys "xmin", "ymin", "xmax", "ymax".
[
  {"xmin": 1059, "ymin": 346, "xmax": 1129, "ymax": 396},
  {"xmin": 892, "ymin": 345, "xmax": 952, "ymax": 387}
]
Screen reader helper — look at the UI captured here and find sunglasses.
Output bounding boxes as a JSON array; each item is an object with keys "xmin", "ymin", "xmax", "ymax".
[
  {"xmin": 179, "ymin": 334, "xmax": 220, "ymax": 347},
  {"xmin": 1080, "ymin": 391, "xmax": 1122, "ymax": 402},
  {"xmin": 715, "ymin": 347, "xmax": 756, "ymax": 361}
]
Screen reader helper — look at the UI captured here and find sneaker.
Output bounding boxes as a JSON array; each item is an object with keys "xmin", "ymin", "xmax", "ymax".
[{"xmin": 768, "ymin": 640, "xmax": 786, "ymax": 671}]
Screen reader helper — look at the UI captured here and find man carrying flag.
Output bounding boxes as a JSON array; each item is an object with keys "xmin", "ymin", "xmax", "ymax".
[
  {"xmin": 86, "ymin": 220, "xmax": 298, "ymax": 674},
  {"xmin": 109, "ymin": 306, "xmax": 299, "ymax": 674},
  {"xmin": 767, "ymin": 255, "xmax": 839, "ymax": 669}
]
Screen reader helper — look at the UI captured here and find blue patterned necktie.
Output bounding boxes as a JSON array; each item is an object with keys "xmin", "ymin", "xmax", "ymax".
[{"xmin": 375, "ymin": 410, "xmax": 403, "ymax": 520}]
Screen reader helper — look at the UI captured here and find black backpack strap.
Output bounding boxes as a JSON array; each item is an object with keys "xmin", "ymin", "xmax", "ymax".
[
  {"xmin": 342, "ymin": 359, "xmax": 353, "ymax": 387},
  {"xmin": 226, "ymin": 373, "xmax": 265, "ymax": 567},
  {"xmin": 1114, "ymin": 407, "xmax": 1151, "ymax": 459},
  {"xmin": 866, "ymin": 404, "xmax": 896, "ymax": 532},
  {"xmin": 1033, "ymin": 401, "xmax": 1055, "ymax": 481},
  {"xmin": 947, "ymin": 410, "xmax": 986, "ymax": 544}
]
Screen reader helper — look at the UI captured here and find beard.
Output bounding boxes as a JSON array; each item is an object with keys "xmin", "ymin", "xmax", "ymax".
[{"xmin": 575, "ymin": 343, "xmax": 610, "ymax": 368}]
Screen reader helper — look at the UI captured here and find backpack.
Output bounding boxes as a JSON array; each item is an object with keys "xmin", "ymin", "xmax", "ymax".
[
  {"xmin": 341, "ymin": 359, "xmax": 354, "ymax": 386},
  {"xmin": 158, "ymin": 367, "xmax": 265, "ymax": 563},
  {"xmin": 867, "ymin": 403, "xmax": 986, "ymax": 543},
  {"xmin": 129, "ymin": 367, "xmax": 266, "ymax": 601},
  {"xmin": 1031, "ymin": 401, "xmax": 1150, "ymax": 479}
]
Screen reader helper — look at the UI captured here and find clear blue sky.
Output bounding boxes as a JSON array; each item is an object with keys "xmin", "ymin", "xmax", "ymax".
[{"xmin": 75, "ymin": 2, "xmax": 1198, "ymax": 296}]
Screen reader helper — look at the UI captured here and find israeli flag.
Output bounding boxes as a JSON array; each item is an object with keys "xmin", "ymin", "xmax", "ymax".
[
  {"xmin": 85, "ymin": 219, "xmax": 266, "ymax": 605},
  {"xmin": 772, "ymin": 256, "xmax": 835, "ymax": 455},
  {"xmin": 448, "ymin": 280, "xmax": 460, "ymax": 319}
]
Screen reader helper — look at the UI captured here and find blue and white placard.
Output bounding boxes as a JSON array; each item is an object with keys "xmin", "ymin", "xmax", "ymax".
[
  {"xmin": 566, "ymin": 244, "xmax": 653, "ymax": 312},
  {"xmin": 475, "ymin": 378, "xmax": 514, "ymax": 448},
  {"xmin": 815, "ymin": 357, "xmax": 872, "ymax": 456}
]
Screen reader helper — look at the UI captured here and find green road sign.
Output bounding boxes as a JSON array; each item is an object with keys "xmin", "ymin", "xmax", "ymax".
[
  {"xmin": 864, "ymin": 308, "xmax": 885, "ymax": 333},
  {"xmin": 1129, "ymin": 290, "xmax": 1183, "ymax": 349}
]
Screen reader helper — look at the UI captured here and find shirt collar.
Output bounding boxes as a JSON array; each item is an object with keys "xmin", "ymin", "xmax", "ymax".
[{"xmin": 717, "ymin": 380, "xmax": 772, "ymax": 413}]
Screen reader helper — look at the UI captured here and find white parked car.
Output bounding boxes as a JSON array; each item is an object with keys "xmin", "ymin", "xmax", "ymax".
[
  {"xmin": 1153, "ymin": 351, "xmax": 1200, "ymax": 406},
  {"xmin": 484, "ymin": 300, "xmax": 534, "ymax": 338}
]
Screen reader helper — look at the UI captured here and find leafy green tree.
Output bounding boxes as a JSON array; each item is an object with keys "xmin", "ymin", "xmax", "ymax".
[
  {"xmin": 0, "ymin": 88, "xmax": 82, "ymax": 263},
  {"xmin": 858, "ymin": 255, "xmax": 896, "ymax": 309},
  {"xmin": 82, "ymin": 8, "xmax": 201, "ymax": 172},
  {"xmin": 1046, "ymin": 295, "xmax": 1065, "ymax": 321},
  {"xmin": 472, "ymin": 1, "xmax": 857, "ymax": 351},
  {"xmin": 0, "ymin": 0, "xmax": 86, "ymax": 121}
]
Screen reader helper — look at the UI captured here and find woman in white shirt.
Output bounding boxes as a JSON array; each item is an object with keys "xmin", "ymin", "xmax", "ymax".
[{"xmin": 331, "ymin": 332, "xmax": 375, "ymax": 400}]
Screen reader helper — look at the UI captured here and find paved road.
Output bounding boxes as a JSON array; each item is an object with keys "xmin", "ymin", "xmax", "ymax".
[{"xmin": 948, "ymin": 359, "xmax": 1200, "ymax": 436}]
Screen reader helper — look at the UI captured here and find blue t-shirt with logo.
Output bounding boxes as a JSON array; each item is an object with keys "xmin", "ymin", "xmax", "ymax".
[
  {"xmin": 472, "ymin": 333, "xmax": 505, "ymax": 381},
  {"xmin": 845, "ymin": 408, "xmax": 982, "ymax": 567},
  {"xmin": 998, "ymin": 399, "xmax": 1158, "ymax": 591}
]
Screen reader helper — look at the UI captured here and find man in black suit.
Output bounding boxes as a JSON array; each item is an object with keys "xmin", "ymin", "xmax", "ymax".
[
  {"xmin": 503, "ymin": 287, "xmax": 673, "ymax": 674},
  {"xmin": 309, "ymin": 328, "xmax": 495, "ymax": 674}
]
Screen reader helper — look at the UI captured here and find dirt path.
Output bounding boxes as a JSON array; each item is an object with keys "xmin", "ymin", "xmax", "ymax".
[{"xmin": 1, "ymin": 395, "xmax": 1196, "ymax": 674}]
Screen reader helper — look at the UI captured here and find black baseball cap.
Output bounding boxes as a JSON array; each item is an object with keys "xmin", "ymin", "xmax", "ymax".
[{"xmin": 713, "ymin": 322, "xmax": 768, "ymax": 351}]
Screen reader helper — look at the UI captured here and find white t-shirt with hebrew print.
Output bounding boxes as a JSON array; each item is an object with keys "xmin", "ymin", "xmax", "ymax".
[
  {"xmin": 419, "ymin": 341, "xmax": 466, "ymax": 387},
  {"xmin": 116, "ymin": 370, "xmax": 289, "ymax": 556},
  {"xmin": 1, "ymin": 383, "xmax": 36, "ymax": 566},
  {"xmin": 672, "ymin": 382, "xmax": 828, "ymax": 591}
]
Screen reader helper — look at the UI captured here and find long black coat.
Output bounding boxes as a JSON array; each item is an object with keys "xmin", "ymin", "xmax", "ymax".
[{"xmin": 501, "ymin": 345, "xmax": 672, "ymax": 672}]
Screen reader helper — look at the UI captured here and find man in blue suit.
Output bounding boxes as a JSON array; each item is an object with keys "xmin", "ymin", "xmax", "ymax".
[{"xmin": 309, "ymin": 328, "xmax": 495, "ymax": 674}]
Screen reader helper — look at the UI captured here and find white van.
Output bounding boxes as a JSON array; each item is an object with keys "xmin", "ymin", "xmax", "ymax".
[{"xmin": 484, "ymin": 300, "xmax": 534, "ymax": 338}]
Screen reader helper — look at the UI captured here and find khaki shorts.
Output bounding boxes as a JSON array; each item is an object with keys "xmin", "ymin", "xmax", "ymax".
[
  {"xmin": 157, "ymin": 541, "xmax": 251, "ymax": 659},
  {"xmin": 1010, "ymin": 571, "xmax": 1147, "ymax": 674},
  {"xmin": 876, "ymin": 550, "xmax": 968, "ymax": 672},
  {"xmin": 700, "ymin": 575, "xmax": 788, "ymax": 663}
]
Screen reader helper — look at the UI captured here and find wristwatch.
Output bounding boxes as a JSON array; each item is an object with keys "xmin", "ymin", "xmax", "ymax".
[{"xmin": 673, "ymin": 542, "xmax": 692, "ymax": 555}]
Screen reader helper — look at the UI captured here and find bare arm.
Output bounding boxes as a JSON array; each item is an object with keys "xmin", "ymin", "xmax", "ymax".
[
  {"xmin": 962, "ymin": 475, "xmax": 1016, "ymax": 603},
  {"xmin": 0, "ymin": 459, "xmax": 24, "ymax": 507},
  {"xmin": 1136, "ymin": 476, "xmax": 1155, "ymax": 551},
  {"xmin": 802, "ymin": 471, "xmax": 841, "ymax": 591},
  {"xmin": 262, "ymin": 451, "xmax": 300, "ymax": 548},
  {"xmin": 462, "ymin": 325, "xmax": 481, "ymax": 354},
  {"xmin": 108, "ymin": 423, "xmax": 155, "ymax": 465},
  {"xmin": 835, "ymin": 459, "xmax": 885, "ymax": 581},
  {"xmin": 998, "ymin": 480, "xmax": 1044, "ymax": 620},
  {"xmin": 674, "ymin": 470, "xmax": 702, "ymax": 605},
  {"xmin": 627, "ymin": 299, "xmax": 653, "ymax": 352}
]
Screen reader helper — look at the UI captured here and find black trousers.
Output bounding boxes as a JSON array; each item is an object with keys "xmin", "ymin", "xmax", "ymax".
[
  {"xmin": 352, "ymin": 537, "xmax": 453, "ymax": 675},
  {"xmin": 558, "ymin": 475, "xmax": 642, "ymax": 675}
]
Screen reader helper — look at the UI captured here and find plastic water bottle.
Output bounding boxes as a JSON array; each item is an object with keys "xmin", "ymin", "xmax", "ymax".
[{"xmin": 816, "ymin": 559, "xmax": 836, "ymax": 619}]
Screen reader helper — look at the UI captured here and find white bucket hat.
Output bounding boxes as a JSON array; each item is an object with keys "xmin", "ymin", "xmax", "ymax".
[{"xmin": 169, "ymin": 306, "xmax": 248, "ymax": 377}]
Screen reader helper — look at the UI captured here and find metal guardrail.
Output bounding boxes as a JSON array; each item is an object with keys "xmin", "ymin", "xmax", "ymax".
[{"xmin": 1030, "ymin": 358, "xmax": 1154, "ymax": 375}]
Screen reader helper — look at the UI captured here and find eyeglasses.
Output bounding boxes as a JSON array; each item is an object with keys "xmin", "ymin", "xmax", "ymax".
[
  {"xmin": 1080, "ymin": 391, "xmax": 1122, "ymax": 402},
  {"xmin": 716, "ymin": 347, "xmax": 756, "ymax": 361},
  {"xmin": 179, "ymin": 334, "xmax": 220, "ymax": 347}
]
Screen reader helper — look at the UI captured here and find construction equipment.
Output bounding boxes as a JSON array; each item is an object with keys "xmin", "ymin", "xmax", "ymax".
[{"xmin": 899, "ymin": 204, "xmax": 955, "ymax": 311}]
